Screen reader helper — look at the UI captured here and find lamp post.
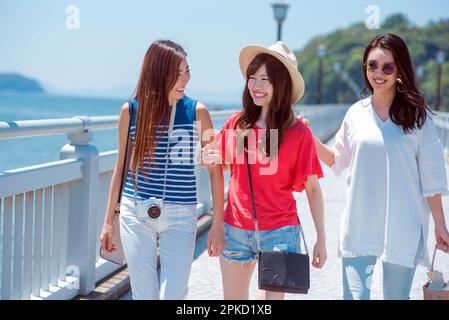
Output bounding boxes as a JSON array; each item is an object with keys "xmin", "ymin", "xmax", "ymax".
[
  {"xmin": 416, "ymin": 65, "xmax": 424, "ymax": 89},
  {"xmin": 435, "ymin": 50, "xmax": 445, "ymax": 111},
  {"xmin": 271, "ymin": 1, "xmax": 289, "ymax": 41},
  {"xmin": 316, "ymin": 44, "xmax": 326, "ymax": 105},
  {"xmin": 333, "ymin": 62, "xmax": 341, "ymax": 104}
]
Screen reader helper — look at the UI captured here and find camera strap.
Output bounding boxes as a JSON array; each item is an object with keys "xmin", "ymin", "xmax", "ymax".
[
  {"xmin": 162, "ymin": 101, "xmax": 177, "ymax": 202},
  {"xmin": 132, "ymin": 101, "xmax": 177, "ymax": 205}
]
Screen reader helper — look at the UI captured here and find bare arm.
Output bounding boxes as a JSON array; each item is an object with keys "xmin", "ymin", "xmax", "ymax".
[
  {"xmin": 304, "ymin": 175, "xmax": 326, "ymax": 243},
  {"xmin": 427, "ymin": 194, "xmax": 449, "ymax": 253},
  {"xmin": 196, "ymin": 102, "xmax": 225, "ymax": 256},
  {"xmin": 304, "ymin": 175, "xmax": 327, "ymax": 268},
  {"xmin": 100, "ymin": 103, "xmax": 130, "ymax": 251},
  {"xmin": 104, "ymin": 103, "xmax": 130, "ymax": 224},
  {"xmin": 314, "ymin": 136, "xmax": 335, "ymax": 168},
  {"xmin": 297, "ymin": 114, "xmax": 335, "ymax": 168}
]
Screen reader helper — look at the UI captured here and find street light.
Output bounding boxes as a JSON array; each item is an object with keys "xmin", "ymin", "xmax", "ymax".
[
  {"xmin": 316, "ymin": 44, "xmax": 326, "ymax": 105},
  {"xmin": 416, "ymin": 65, "xmax": 424, "ymax": 89},
  {"xmin": 271, "ymin": 1, "xmax": 289, "ymax": 41},
  {"xmin": 435, "ymin": 50, "xmax": 445, "ymax": 111},
  {"xmin": 333, "ymin": 62, "xmax": 341, "ymax": 104}
]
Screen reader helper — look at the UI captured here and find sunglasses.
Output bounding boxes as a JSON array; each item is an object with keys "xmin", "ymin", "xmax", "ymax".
[{"xmin": 364, "ymin": 60, "xmax": 397, "ymax": 75}]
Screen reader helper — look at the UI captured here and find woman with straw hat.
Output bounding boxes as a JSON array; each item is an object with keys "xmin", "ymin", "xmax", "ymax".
[{"xmin": 202, "ymin": 41, "xmax": 327, "ymax": 300}]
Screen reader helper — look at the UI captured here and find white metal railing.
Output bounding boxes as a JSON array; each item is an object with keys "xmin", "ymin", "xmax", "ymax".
[
  {"xmin": 295, "ymin": 105, "xmax": 349, "ymax": 142},
  {"xmin": 0, "ymin": 105, "xmax": 349, "ymax": 300},
  {"xmin": 434, "ymin": 111, "xmax": 449, "ymax": 157},
  {"xmin": 0, "ymin": 160, "xmax": 81, "ymax": 299},
  {"xmin": 0, "ymin": 116, "xmax": 118, "ymax": 140}
]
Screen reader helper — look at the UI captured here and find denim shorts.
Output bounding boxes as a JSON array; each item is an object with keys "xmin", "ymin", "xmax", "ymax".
[{"xmin": 221, "ymin": 223, "xmax": 302, "ymax": 263}]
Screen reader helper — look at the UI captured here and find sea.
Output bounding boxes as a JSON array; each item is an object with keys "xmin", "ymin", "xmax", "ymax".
[{"xmin": 0, "ymin": 93, "xmax": 239, "ymax": 172}]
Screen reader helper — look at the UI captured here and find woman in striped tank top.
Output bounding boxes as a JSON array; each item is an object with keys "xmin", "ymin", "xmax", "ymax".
[{"xmin": 100, "ymin": 40, "xmax": 224, "ymax": 300}]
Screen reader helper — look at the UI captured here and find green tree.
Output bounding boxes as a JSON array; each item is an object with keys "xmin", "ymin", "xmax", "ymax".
[{"xmin": 294, "ymin": 14, "xmax": 449, "ymax": 111}]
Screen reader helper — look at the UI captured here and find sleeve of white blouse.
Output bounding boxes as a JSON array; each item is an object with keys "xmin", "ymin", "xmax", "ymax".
[
  {"xmin": 417, "ymin": 115, "xmax": 449, "ymax": 197},
  {"xmin": 331, "ymin": 117, "xmax": 351, "ymax": 177}
]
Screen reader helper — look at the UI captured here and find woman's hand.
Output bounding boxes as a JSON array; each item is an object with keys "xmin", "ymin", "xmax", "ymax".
[
  {"xmin": 311, "ymin": 239, "xmax": 327, "ymax": 268},
  {"xmin": 198, "ymin": 142, "xmax": 221, "ymax": 169},
  {"xmin": 297, "ymin": 114, "xmax": 310, "ymax": 127},
  {"xmin": 100, "ymin": 222, "xmax": 116, "ymax": 253},
  {"xmin": 207, "ymin": 221, "xmax": 225, "ymax": 257},
  {"xmin": 427, "ymin": 195, "xmax": 449, "ymax": 254},
  {"xmin": 435, "ymin": 225, "xmax": 449, "ymax": 253}
]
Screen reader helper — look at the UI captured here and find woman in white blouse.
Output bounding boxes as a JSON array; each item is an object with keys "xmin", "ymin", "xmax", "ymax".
[{"xmin": 313, "ymin": 33, "xmax": 449, "ymax": 300}]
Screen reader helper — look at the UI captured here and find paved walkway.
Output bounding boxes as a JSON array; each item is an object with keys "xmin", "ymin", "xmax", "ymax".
[
  {"xmin": 120, "ymin": 139, "xmax": 449, "ymax": 300},
  {"xmin": 187, "ymin": 139, "xmax": 449, "ymax": 300}
]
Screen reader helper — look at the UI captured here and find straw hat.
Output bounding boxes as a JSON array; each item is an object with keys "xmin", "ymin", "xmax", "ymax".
[{"xmin": 239, "ymin": 41, "xmax": 305, "ymax": 104}]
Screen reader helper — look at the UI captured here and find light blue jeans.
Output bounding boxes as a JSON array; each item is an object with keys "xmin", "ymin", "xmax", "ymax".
[{"xmin": 342, "ymin": 256, "xmax": 417, "ymax": 300}]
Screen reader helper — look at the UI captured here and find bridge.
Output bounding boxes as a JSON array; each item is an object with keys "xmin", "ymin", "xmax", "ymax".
[{"xmin": 0, "ymin": 105, "xmax": 448, "ymax": 300}]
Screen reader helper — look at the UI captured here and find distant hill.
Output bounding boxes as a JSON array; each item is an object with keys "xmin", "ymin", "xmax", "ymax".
[
  {"xmin": 0, "ymin": 73, "xmax": 45, "ymax": 94},
  {"xmin": 294, "ymin": 14, "xmax": 449, "ymax": 110}
]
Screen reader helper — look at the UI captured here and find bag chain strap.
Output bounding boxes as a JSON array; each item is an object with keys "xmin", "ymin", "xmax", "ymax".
[
  {"xmin": 244, "ymin": 136, "xmax": 309, "ymax": 256},
  {"xmin": 427, "ymin": 246, "xmax": 438, "ymax": 283}
]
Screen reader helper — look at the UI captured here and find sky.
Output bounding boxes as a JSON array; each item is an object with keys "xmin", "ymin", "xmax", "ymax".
[{"xmin": 1, "ymin": 0, "xmax": 448, "ymax": 104}]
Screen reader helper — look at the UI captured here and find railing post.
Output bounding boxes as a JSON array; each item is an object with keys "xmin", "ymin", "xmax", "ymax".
[
  {"xmin": 59, "ymin": 117, "xmax": 99, "ymax": 296},
  {"xmin": 196, "ymin": 166, "xmax": 212, "ymax": 214}
]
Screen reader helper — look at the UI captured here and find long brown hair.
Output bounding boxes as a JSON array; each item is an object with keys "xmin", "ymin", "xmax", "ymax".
[
  {"xmin": 131, "ymin": 40, "xmax": 186, "ymax": 179},
  {"xmin": 234, "ymin": 53, "xmax": 294, "ymax": 157},
  {"xmin": 361, "ymin": 33, "xmax": 431, "ymax": 132}
]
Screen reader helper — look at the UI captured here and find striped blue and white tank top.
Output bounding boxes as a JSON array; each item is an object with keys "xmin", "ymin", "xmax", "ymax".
[{"xmin": 122, "ymin": 96, "xmax": 198, "ymax": 204}]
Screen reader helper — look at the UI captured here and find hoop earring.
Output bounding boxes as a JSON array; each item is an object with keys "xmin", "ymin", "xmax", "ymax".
[{"xmin": 396, "ymin": 77, "xmax": 407, "ymax": 93}]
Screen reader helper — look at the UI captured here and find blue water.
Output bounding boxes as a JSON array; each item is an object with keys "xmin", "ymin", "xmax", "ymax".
[{"xmin": 0, "ymin": 93, "xmax": 238, "ymax": 171}]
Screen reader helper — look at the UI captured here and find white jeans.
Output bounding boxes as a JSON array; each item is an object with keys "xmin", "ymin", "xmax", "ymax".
[{"xmin": 119, "ymin": 196, "xmax": 197, "ymax": 300}]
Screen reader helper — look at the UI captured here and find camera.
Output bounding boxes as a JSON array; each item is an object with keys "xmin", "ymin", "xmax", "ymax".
[{"xmin": 136, "ymin": 197, "xmax": 163, "ymax": 218}]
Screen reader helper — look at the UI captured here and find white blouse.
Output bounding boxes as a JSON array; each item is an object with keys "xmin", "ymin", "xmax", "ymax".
[{"xmin": 332, "ymin": 97, "xmax": 448, "ymax": 268}]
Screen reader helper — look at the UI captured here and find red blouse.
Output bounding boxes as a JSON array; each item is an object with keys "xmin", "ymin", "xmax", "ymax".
[{"xmin": 216, "ymin": 112, "xmax": 323, "ymax": 231}]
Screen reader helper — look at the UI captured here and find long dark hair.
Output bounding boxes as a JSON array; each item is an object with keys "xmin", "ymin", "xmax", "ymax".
[
  {"xmin": 131, "ymin": 40, "xmax": 186, "ymax": 178},
  {"xmin": 234, "ymin": 53, "xmax": 294, "ymax": 157},
  {"xmin": 361, "ymin": 33, "xmax": 431, "ymax": 132}
]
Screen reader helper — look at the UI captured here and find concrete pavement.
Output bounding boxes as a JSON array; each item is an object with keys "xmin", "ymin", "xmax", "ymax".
[
  {"xmin": 120, "ymin": 139, "xmax": 449, "ymax": 300},
  {"xmin": 186, "ymin": 141, "xmax": 449, "ymax": 300}
]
